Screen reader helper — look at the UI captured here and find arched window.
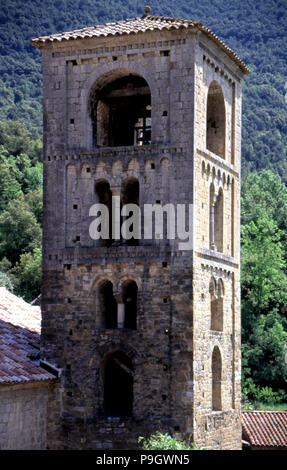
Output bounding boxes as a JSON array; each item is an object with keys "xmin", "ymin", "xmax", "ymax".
[
  {"xmin": 103, "ymin": 351, "xmax": 134, "ymax": 416},
  {"xmin": 212, "ymin": 346, "xmax": 222, "ymax": 411},
  {"xmin": 90, "ymin": 73, "xmax": 151, "ymax": 147},
  {"xmin": 214, "ymin": 188, "xmax": 224, "ymax": 253},
  {"xmin": 206, "ymin": 81, "xmax": 226, "ymax": 158},
  {"xmin": 98, "ymin": 281, "xmax": 117, "ymax": 329},
  {"xmin": 122, "ymin": 280, "xmax": 138, "ymax": 329},
  {"xmin": 210, "ymin": 278, "xmax": 224, "ymax": 331},
  {"xmin": 121, "ymin": 178, "xmax": 140, "ymax": 246},
  {"xmin": 95, "ymin": 180, "xmax": 113, "ymax": 246},
  {"xmin": 209, "ymin": 185, "xmax": 224, "ymax": 252}
]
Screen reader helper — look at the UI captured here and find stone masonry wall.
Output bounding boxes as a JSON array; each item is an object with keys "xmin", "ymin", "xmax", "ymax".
[
  {"xmin": 40, "ymin": 25, "xmax": 244, "ymax": 450},
  {"xmin": 191, "ymin": 34, "xmax": 242, "ymax": 449},
  {"xmin": 0, "ymin": 382, "xmax": 52, "ymax": 450}
]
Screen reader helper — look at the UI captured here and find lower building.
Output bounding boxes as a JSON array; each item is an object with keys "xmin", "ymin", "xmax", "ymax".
[{"xmin": 0, "ymin": 287, "xmax": 56, "ymax": 450}]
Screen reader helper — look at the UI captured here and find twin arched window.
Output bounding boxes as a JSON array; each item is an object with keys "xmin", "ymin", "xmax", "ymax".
[
  {"xmin": 94, "ymin": 177, "xmax": 140, "ymax": 247},
  {"xmin": 97, "ymin": 279, "xmax": 138, "ymax": 329}
]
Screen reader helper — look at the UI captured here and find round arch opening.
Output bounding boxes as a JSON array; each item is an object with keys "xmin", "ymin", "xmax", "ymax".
[
  {"xmin": 206, "ymin": 81, "xmax": 226, "ymax": 158},
  {"xmin": 89, "ymin": 71, "xmax": 151, "ymax": 147}
]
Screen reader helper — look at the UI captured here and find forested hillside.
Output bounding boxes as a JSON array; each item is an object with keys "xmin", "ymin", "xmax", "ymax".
[
  {"xmin": 0, "ymin": 0, "xmax": 287, "ymax": 407},
  {"xmin": 0, "ymin": 0, "xmax": 286, "ymax": 178}
]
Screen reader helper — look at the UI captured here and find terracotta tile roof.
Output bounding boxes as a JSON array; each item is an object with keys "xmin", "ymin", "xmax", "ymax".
[
  {"xmin": 0, "ymin": 288, "xmax": 55, "ymax": 385},
  {"xmin": 242, "ymin": 411, "xmax": 287, "ymax": 448},
  {"xmin": 31, "ymin": 14, "xmax": 249, "ymax": 74}
]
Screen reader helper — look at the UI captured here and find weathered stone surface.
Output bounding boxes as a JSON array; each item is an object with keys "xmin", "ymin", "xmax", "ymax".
[
  {"xmin": 0, "ymin": 382, "xmax": 53, "ymax": 450},
  {"xmin": 39, "ymin": 18, "xmax": 244, "ymax": 450}
]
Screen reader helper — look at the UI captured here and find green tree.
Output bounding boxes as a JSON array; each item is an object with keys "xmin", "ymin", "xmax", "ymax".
[
  {"xmin": 0, "ymin": 121, "xmax": 42, "ymax": 163},
  {"xmin": 241, "ymin": 212, "xmax": 287, "ymax": 315},
  {"xmin": 0, "ymin": 147, "xmax": 22, "ymax": 210},
  {"xmin": 241, "ymin": 170, "xmax": 287, "ymax": 255},
  {"xmin": 25, "ymin": 189, "xmax": 43, "ymax": 226},
  {"xmin": 0, "ymin": 194, "xmax": 41, "ymax": 263},
  {"xmin": 242, "ymin": 311, "xmax": 287, "ymax": 401},
  {"xmin": 0, "ymin": 271, "xmax": 14, "ymax": 291},
  {"xmin": 241, "ymin": 170, "xmax": 287, "ymax": 404},
  {"xmin": 11, "ymin": 247, "xmax": 42, "ymax": 302},
  {"xmin": 138, "ymin": 433, "xmax": 199, "ymax": 450}
]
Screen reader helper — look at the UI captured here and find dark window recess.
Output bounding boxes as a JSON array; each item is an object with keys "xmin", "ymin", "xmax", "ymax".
[
  {"xmin": 104, "ymin": 351, "xmax": 133, "ymax": 416},
  {"xmin": 99, "ymin": 281, "xmax": 117, "ymax": 329},
  {"xmin": 73, "ymin": 204, "xmax": 78, "ymax": 209},
  {"xmin": 162, "ymin": 110, "xmax": 168, "ymax": 116},
  {"xmin": 206, "ymin": 81, "xmax": 226, "ymax": 158},
  {"xmin": 67, "ymin": 298, "xmax": 72, "ymax": 303},
  {"xmin": 65, "ymin": 264, "xmax": 71, "ymax": 270},
  {"xmin": 91, "ymin": 75, "xmax": 151, "ymax": 147},
  {"xmin": 161, "ymin": 50, "xmax": 170, "ymax": 57},
  {"xmin": 212, "ymin": 346, "xmax": 222, "ymax": 410},
  {"xmin": 69, "ymin": 329, "xmax": 73, "ymax": 336},
  {"xmin": 86, "ymin": 167, "xmax": 91, "ymax": 173},
  {"xmin": 121, "ymin": 178, "xmax": 140, "ymax": 246},
  {"xmin": 123, "ymin": 280, "xmax": 138, "ymax": 329},
  {"xmin": 112, "ymin": 56, "xmax": 118, "ymax": 61},
  {"xmin": 95, "ymin": 180, "xmax": 113, "ymax": 246},
  {"xmin": 151, "ymin": 163, "xmax": 155, "ymax": 169},
  {"xmin": 67, "ymin": 391, "xmax": 73, "ymax": 397},
  {"xmin": 162, "ymin": 262, "xmax": 167, "ymax": 268},
  {"xmin": 70, "ymin": 119, "xmax": 74, "ymax": 124}
]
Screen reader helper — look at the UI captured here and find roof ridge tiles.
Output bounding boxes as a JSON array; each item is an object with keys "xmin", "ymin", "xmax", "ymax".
[{"xmin": 31, "ymin": 14, "xmax": 249, "ymax": 74}]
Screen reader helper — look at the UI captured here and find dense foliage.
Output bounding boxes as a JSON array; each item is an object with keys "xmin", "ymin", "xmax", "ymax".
[
  {"xmin": 138, "ymin": 432, "xmax": 199, "ymax": 450},
  {"xmin": 0, "ymin": 1, "xmax": 286, "ymax": 405},
  {"xmin": 0, "ymin": 122, "xmax": 42, "ymax": 302},
  {"xmin": 241, "ymin": 171, "xmax": 287, "ymax": 405},
  {"xmin": 0, "ymin": 0, "xmax": 286, "ymax": 178}
]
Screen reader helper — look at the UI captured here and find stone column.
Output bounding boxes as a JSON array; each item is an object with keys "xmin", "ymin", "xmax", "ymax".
[
  {"xmin": 114, "ymin": 293, "xmax": 125, "ymax": 329},
  {"xmin": 117, "ymin": 303, "xmax": 125, "ymax": 329},
  {"xmin": 111, "ymin": 187, "xmax": 121, "ymax": 242},
  {"xmin": 210, "ymin": 194, "xmax": 217, "ymax": 250}
]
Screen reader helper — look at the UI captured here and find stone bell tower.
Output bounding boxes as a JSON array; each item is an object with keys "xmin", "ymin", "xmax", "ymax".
[{"xmin": 32, "ymin": 8, "xmax": 249, "ymax": 450}]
